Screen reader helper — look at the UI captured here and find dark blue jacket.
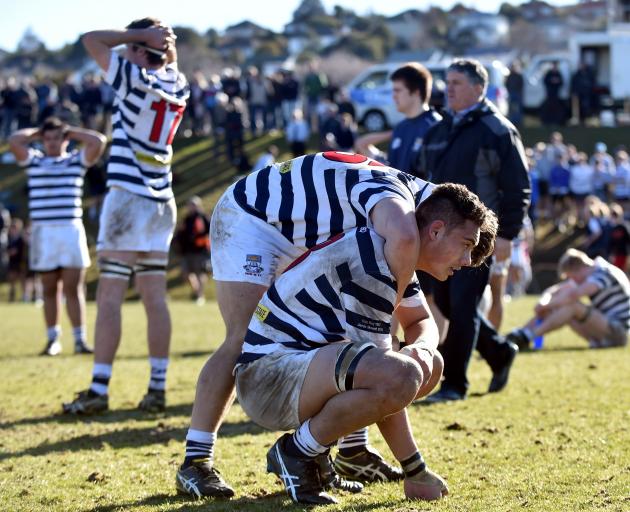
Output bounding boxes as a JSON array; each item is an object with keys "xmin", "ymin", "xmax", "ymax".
[{"xmin": 418, "ymin": 98, "xmax": 530, "ymax": 240}]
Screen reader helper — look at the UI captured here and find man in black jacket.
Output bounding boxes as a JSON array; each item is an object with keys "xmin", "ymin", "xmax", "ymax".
[{"xmin": 416, "ymin": 59, "xmax": 531, "ymax": 402}]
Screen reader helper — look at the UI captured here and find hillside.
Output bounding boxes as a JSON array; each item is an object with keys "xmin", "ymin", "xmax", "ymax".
[{"xmin": 1, "ymin": 125, "xmax": 629, "ymax": 299}]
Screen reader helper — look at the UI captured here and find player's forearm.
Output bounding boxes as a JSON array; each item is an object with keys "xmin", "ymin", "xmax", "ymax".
[
  {"xmin": 66, "ymin": 126, "xmax": 105, "ymax": 145},
  {"xmin": 400, "ymin": 317, "xmax": 439, "ymax": 351},
  {"xmin": 67, "ymin": 127, "xmax": 107, "ymax": 164},
  {"xmin": 9, "ymin": 128, "xmax": 39, "ymax": 144},
  {"xmin": 83, "ymin": 29, "xmax": 154, "ymax": 50},
  {"xmin": 8, "ymin": 129, "xmax": 38, "ymax": 160},
  {"xmin": 377, "ymin": 409, "xmax": 418, "ymax": 462}
]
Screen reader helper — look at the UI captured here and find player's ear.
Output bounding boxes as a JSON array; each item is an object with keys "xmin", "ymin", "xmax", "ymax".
[{"xmin": 429, "ymin": 220, "xmax": 445, "ymax": 240}]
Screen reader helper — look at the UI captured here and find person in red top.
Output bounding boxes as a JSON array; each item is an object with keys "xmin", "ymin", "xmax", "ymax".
[{"xmin": 177, "ymin": 196, "xmax": 211, "ymax": 304}]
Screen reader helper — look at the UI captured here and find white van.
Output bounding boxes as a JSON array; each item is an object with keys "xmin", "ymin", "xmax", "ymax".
[{"xmin": 347, "ymin": 60, "xmax": 509, "ymax": 131}]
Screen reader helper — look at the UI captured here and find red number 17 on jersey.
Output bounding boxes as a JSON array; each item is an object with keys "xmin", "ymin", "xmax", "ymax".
[{"xmin": 149, "ymin": 99, "xmax": 185, "ymax": 145}]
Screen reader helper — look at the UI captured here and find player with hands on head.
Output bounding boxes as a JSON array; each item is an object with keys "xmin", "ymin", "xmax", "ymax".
[
  {"xmin": 62, "ymin": 17, "xmax": 189, "ymax": 415},
  {"xmin": 9, "ymin": 116, "xmax": 106, "ymax": 356}
]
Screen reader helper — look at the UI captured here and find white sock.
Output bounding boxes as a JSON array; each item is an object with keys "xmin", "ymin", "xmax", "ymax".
[
  {"xmin": 292, "ymin": 419, "xmax": 328, "ymax": 457},
  {"xmin": 149, "ymin": 357, "xmax": 169, "ymax": 392}
]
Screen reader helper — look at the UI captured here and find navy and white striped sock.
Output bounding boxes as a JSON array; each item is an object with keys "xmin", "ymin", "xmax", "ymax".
[
  {"xmin": 338, "ymin": 427, "xmax": 369, "ymax": 456},
  {"xmin": 183, "ymin": 429, "xmax": 216, "ymax": 466},
  {"xmin": 285, "ymin": 419, "xmax": 329, "ymax": 459},
  {"xmin": 89, "ymin": 363, "xmax": 112, "ymax": 396},
  {"xmin": 148, "ymin": 357, "xmax": 169, "ymax": 392}
]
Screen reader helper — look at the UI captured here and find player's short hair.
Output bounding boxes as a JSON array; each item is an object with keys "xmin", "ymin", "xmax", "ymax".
[
  {"xmin": 448, "ymin": 59, "xmax": 488, "ymax": 95},
  {"xmin": 126, "ymin": 17, "xmax": 166, "ymax": 66},
  {"xmin": 416, "ymin": 183, "xmax": 498, "ymax": 266},
  {"xmin": 390, "ymin": 62, "xmax": 433, "ymax": 103},
  {"xmin": 558, "ymin": 248, "xmax": 592, "ymax": 278},
  {"xmin": 40, "ymin": 116, "xmax": 68, "ymax": 136}
]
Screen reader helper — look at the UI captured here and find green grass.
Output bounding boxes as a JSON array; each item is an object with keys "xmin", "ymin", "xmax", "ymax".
[{"xmin": 0, "ymin": 297, "xmax": 628, "ymax": 511}]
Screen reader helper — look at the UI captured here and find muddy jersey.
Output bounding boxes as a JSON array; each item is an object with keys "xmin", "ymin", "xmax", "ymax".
[
  {"xmin": 230, "ymin": 151, "xmax": 435, "ymax": 250},
  {"xmin": 105, "ymin": 52, "xmax": 189, "ymax": 202},
  {"xmin": 238, "ymin": 227, "xmax": 423, "ymax": 364}
]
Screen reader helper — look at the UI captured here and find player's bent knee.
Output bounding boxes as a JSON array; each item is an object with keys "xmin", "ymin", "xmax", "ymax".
[
  {"xmin": 432, "ymin": 351, "xmax": 444, "ymax": 380},
  {"xmin": 374, "ymin": 359, "xmax": 423, "ymax": 414}
]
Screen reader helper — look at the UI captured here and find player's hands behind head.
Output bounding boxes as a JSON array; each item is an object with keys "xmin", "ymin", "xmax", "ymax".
[{"xmin": 143, "ymin": 25, "xmax": 176, "ymax": 52}]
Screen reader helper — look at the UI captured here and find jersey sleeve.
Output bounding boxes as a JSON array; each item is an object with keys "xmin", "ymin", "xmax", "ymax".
[
  {"xmin": 399, "ymin": 277, "xmax": 426, "ymax": 308},
  {"xmin": 586, "ymin": 267, "xmax": 611, "ymax": 293},
  {"xmin": 17, "ymin": 148, "xmax": 42, "ymax": 167},
  {"xmin": 349, "ymin": 177, "xmax": 416, "ymax": 219},
  {"xmin": 105, "ymin": 52, "xmax": 153, "ymax": 99}
]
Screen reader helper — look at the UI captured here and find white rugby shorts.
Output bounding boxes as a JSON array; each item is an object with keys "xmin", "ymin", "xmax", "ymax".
[
  {"xmin": 235, "ymin": 348, "xmax": 319, "ymax": 431},
  {"xmin": 97, "ymin": 187, "xmax": 176, "ymax": 253},
  {"xmin": 29, "ymin": 222, "xmax": 90, "ymax": 272},
  {"xmin": 210, "ymin": 188, "xmax": 304, "ymax": 286}
]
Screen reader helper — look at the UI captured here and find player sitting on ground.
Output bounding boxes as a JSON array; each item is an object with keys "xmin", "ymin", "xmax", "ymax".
[
  {"xmin": 234, "ymin": 183, "xmax": 498, "ymax": 505},
  {"xmin": 507, "ymin": 248, "xmax": 630, "ymax": 350}
]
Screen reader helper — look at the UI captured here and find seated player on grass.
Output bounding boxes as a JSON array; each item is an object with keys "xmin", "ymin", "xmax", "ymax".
[
  {"xmin": 234, "ymin": 184, "xmax": 498, "ymax": 505},
  {"xmin": 507, "ymin": 248, "xmax": 630, "ymax": 350}
]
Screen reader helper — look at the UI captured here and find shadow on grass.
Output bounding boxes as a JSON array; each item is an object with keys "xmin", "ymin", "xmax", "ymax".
[
  {"xmin": 0, "ymin": 413, "xmax": 265, "ymax": 461},
  {"xmin": 0, "ymin": 349, "xmax": 215, "ymax": 362},
  {"xmin": 518, "ymin": 346, "xmax": 590, "ymax": 354},
  {"xmin": 84, "ymin": 490, "xmax": 291, "ymax": 512},
  {"xmin": 0, "ymin": 403, "xmax": 194, "ymax": 430},
  {"xmin": 84, "ymin": 489, "xmax": 396, "ymax": 512}
]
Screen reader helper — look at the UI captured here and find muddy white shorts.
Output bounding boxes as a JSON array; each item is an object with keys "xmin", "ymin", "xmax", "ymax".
[
  {"xmin": 210, "ymin": 188, "xmax": 304, "ymax": 286},
  {"xmin": 97, "ymin": 187, "xmax": 176, "ymax": 253},
  {"xmin": 29, "ymin": 222, "xmax": 91, "ymax": 272},
  {"xmin": 235, "ymin": 349, "xmax": 318, "ymax": 431}
]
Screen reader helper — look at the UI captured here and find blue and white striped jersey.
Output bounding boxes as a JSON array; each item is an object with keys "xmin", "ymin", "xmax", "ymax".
[
  {"xmin": 19, "ymin": 148, "xmax": 87, "ymax": 225},
  {"xmin": 238, "ymin": 227, "xmax": 424, "ymax": 364},
  {"xmin": 588, "ymin": 257, "xmax": 630, "ymax": 329},
  {"xmin": 104, "ymin": 52, "xmax": 189, "ymax": 202},
  {"xmin": 231, "ymin": 151, "xmax": 435, "ymax": 250}
]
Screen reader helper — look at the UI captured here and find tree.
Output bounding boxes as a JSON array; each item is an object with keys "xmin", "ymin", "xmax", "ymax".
[
  {"xmin": 293, "ymin": 0, "xmax": 326, "ymax": 21},
  {"xmin": 206, "ymin": 28, "xmax": 219, "ymax": 49},
  {"xmin": 499, "ymin": 2, "xmax": 522, "ymax": 22},
  {"xmin": 17, "ymin": 28, "xmax": 45, "ymax": 54},
  {"xmin": 173, "ymin": 26, "xmax": 206, "ymax": 50}
]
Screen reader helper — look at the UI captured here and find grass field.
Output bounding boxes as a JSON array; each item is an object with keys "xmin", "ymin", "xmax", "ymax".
[{"xmin": 0, "ymin": 297, "xmax": 628, "ymax": 511}]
